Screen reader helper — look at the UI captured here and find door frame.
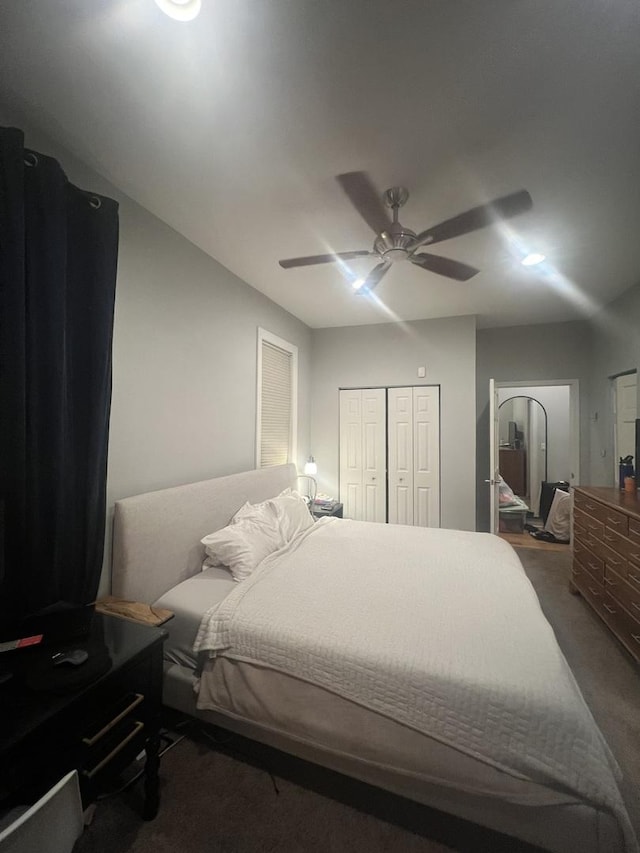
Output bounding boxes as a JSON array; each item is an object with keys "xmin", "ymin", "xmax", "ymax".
[
  {"xmin": 489, "ymin": 379, "xmax": 580, "ymax": 533},
  {"xmin": 338, "ymin": 383, "xmax": 441, "ymax": 526},
  {"xmin": 611, "ymin": 370, "xmax": 637, "ymax": 484}
]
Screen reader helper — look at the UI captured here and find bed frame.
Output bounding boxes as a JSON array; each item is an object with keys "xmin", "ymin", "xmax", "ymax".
[
  {"xmin": 111, "ymin": 464, "xmax": 627, "ymax": 853},
  {"xmin": 112, "ymin": 463, "xmax": 297, "ymax": 604}
]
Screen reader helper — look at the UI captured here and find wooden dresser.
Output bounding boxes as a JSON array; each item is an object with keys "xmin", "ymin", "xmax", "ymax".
[
  {"xmin": 499, "ymin": 448, "xmax": 527, "ymax": 495},
  {"xmin": 572, "ymin": 486, "xmax": 640, "ymax": 662}
]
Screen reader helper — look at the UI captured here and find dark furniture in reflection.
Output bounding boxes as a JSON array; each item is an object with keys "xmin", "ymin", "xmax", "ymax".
[{"xmin": 499, "ymin": 447, "xmax": 527, "ymax": 495}]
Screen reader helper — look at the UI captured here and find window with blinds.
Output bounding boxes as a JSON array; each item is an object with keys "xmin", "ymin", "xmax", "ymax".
[{"xmin": 256, "ymin": 329, "xmax": 298, "ymax": 468}]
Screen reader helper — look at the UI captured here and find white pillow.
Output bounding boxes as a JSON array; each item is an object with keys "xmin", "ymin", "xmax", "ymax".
[
  {"xmin": 200, "ymin": 501, "xmax": 283, "ymax": 582},
  {"xmin": 544, "ymin": 488, "xmax": 571, "ymax": 542},
  {"xmin": 269, "ymin": 488, "xmax": 314, "ymax": 543}
]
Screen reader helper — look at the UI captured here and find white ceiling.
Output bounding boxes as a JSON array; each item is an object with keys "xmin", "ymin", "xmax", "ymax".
[{"xmin": 1, "ymin": 0, "xmax": 639, "ymax": 329}]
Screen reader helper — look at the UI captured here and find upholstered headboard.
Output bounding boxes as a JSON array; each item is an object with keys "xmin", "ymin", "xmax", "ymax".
[{"xmin": 111, "ymin": 463, "xmax": 297, "ymax": 604}]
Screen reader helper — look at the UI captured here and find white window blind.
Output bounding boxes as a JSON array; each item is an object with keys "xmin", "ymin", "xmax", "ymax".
[{"xmin": 257, "ymin": 331, "xmax": 297, "ymax": 467}]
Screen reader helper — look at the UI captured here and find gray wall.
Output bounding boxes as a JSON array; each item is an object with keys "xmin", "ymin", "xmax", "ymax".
[
  {"xmin": 476, "ymin": 321, "xmax": 592, "ymax": 531},
  {"xmin": 2, "ymin": 110, "xmax": 312, "ymax": 595},
  {"xmin": 587, "ymin": 280, "xmax": 640, "ymax": 484},
  {"xmin": 310, "ymin": 315, "xmax": 477, "ymax": 531}
]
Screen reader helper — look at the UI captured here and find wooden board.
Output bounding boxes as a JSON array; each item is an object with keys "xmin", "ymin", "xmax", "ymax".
[{"xmin": 96, "ymin": 596, "xmax": 174, "ymax": 626}]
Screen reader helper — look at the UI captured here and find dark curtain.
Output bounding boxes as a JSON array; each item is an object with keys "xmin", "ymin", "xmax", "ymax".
[{"xmin": 0, "ymin": 126, "xmax": 119, "ymax": 624}]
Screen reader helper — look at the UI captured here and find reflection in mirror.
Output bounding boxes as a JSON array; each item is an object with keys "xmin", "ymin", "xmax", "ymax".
[{"xmin": 498, "ymin": 396, "xmax": 548, "ymax": 516}]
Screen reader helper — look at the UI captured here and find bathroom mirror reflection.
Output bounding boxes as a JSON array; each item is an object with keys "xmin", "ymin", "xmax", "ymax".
[{"xmin": 498, "ymin": 396, "xmax": 548, "ymax": 515}]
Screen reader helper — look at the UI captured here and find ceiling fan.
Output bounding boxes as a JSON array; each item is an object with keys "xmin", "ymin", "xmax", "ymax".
[{"xmin": 278, "ymin": 172, "xmax": 533, "ymax": 294}]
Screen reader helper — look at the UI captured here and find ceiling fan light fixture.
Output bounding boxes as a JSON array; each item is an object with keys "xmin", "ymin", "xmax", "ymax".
[
  {"xmin": 154, "ymin": 0, "xmax": 201, "ymax": 22},
  {"xmin": 521, "ymin": 252, "xmax": 546, "ymax": 267}
]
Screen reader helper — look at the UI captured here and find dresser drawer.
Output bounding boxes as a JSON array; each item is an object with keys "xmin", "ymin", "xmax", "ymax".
[
  {"xmin": 573, "ymin": 542, "xmax": 604, "ymax": 584},
  {"xmin": 605, "ymin": 564, "xmax": 640, "ymax": 618},
  {"xmin": 573, "ymin": 567, "xmax": 606, "ymax": 616},
  {"xmin": 574, "ymin": 507, "xmax": 604, "ymax": 540},
  {"xmin": 587, "ymin": 532, "xmax": 623, "ymax": 567},
  {"xmin": 574, "ymin": 491, "xmax": 608, "ymax": 522},
  {"xmin": 602, "ymin": 528, "xmax": 640, "ymax": 569},
  {"xmin": 602, "ymin": 596, "xmax": 640, "ymax": 662},
  {"xmin": 626, "ymin": 564, "xmax": 640, "ymax": 591},
  {"xmin": 602, "ymin": 507, "xmax": 629, "ymax": 537}
]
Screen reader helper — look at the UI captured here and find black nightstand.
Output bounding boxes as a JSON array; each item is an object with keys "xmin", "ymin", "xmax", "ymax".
[
  {"xmin": 0, "ymin": 613, "xmax": 166, "ymax": 820},
  {"xmin": 312, "ymin": 501, "xmax": 344, "ymax": 519}
]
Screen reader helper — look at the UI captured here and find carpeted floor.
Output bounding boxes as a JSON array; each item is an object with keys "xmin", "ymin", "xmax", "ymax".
[{"xmin": 76, "ymin": 549, "xmax": 640, "ymax": 853}]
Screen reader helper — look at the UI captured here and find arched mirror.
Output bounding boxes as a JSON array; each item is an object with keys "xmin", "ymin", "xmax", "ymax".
[{"xmin": 498, "ymin": 396, "xmax": 548, "ymax": 516}]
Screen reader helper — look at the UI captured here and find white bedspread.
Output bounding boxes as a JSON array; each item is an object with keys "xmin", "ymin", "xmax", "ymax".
[{"xmin": 194, "ymin": 518, "xmax": 637, "ymax": 852}]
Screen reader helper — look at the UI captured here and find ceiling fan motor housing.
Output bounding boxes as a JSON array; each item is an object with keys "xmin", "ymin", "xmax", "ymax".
[{"xmin": 374, "ymin": 224, "xmax": 417, "ymax": 262}]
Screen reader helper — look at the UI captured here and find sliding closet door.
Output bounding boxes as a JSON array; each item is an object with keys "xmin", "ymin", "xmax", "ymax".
[
  {"xmin": 339, "ymin": 389, "xmax": 386, "ymax": 521},
  {"xmin": 388, "ymin": 386, "xmax": 440, "ymax": 527}
]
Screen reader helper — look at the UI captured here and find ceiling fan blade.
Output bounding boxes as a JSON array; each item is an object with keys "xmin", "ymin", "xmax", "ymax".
[
  {"xmin": 410, "ymin": 252, "xmax": 480, "ymax": 281},
  {"xmin": 412, "ymin": 190, "xmax": 533, "ymax": 249},
  {"xmin": 336, "ymin": 172, "xmax": 392, "ymax": 236},
  {"xmin": 355, "ymin": 261, "xmax": 391, "ymax": 295},
  {"xmin": 279, "ymin": 250, "xmax": 372, "ymax": 269}
]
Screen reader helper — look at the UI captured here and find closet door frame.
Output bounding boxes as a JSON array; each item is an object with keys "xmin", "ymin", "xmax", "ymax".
[{"xmin": 338, "ymin": 384, "xmax": 441, "ymax": 527}]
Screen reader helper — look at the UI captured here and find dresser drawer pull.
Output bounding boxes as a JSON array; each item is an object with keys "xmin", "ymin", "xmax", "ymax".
[
  {"xmin": 632, "ymin": 634, "xmax": 640, "ymax": 646},
  {"xmin": 585, "ymin": 503, "xmax": 597, "ymax": 511},
  {"xmin": 82, "ymin": 693, "xmax": 144, "ymax": 746},
  {"xmin": 607, "ymin": 557, "xmax": 622, "ymax": 567},
  {"xmin": 588, "ymin": 586, "xmax": 600, "ymax": 597},
  {"xmin": 629, "ymin": 574, "xmax": 640, "ymax": 586},
  {"xmin": 604, "ymin": 577, "xmax": 616, "ymax": 586},
  {"xmin": 603, "ymin": 603, "xmax": 616, "ymax": 614},
  {"xmin": 83, "ymin": 720, "xmax": 145, "ymax": 779},
  {"xmin": 607, "ymin": 517, "xmax": 622, "ymax": 526},
  {"xmin": 604, "ymin": 534, "xmax": 615, "ymax": 542},
  {"xmin": 588, "ymin": 563, "xmax": 600, "ymax": 572}
]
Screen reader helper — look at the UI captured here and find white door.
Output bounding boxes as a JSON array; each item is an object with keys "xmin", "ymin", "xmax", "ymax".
[
  {"xmin": 339, "ymin": 390, "xmax": 362, "ymax": 521},
  {"xmin": 413, "ymin": 386, "xmax": 440, "ymax": 527},
  {"xmin": 388, "ymin": 386, "xmax": 440, "ymax": 527},
  {"xmin": 388, "ymin": 388, "xmax": 414, "ymax": 524},
  {"xmin": 489, "ymin": 379, "xmax": 500, "ymax": 534},
  {"xmin": 361, "ymin": 389, "xmax": 387, "ymax": 522},
  {"xmin": 614, "ymin": 373, "xmax": 637, "ymax": 478},
  {"xmin": 339, "ymin": 388, "xmax": 386, "ymax": 521}
]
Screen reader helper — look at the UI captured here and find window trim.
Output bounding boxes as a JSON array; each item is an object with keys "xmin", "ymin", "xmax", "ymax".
[{"xmin": 256, "ymin": 327, "xmax": 298, "ymax": 468}]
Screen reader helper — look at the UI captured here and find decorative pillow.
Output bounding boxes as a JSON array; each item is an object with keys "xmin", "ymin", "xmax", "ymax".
[
  {"xmin": 544, "ymin": 488, "xmax": 571, "ymax": 542},
  {"xmin": 200, "ymin": 501, "xmax": 283, "ymax": 582},
  {"xmin": 269, "ymin": 488, "xmax": 314, "ymax": 543}
]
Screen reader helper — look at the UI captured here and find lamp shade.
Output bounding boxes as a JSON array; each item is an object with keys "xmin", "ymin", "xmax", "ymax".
[{"xmin": 304, "ymin": 456, "xmax": 317, "ymax": 476}]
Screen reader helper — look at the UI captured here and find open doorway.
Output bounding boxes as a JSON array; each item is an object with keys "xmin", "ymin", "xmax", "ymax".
[
  {"xmin": 612, "ymin": 371, "xmax": 637, "ymax": 484},
  {"xmin": 498, "ymin": 395, "xmax": 547, "ymax": 517},
  {"xmin": 490, "ymin": 379, "xmax": 579, "ymax": 546}
]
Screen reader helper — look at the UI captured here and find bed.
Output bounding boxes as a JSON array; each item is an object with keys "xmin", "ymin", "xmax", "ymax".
[{"xmin": 111, "ymin": 463, "xmax": 637, "ymax": 853}]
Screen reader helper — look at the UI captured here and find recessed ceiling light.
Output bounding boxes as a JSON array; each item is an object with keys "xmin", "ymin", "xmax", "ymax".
[
  {"xmin": 154, "ymin": 0, "xmax": 201, "ymax": 22},
  {"xmin": 521, "ymin": 253, "xmax": 546, "ymax": 267},
  {"xmin": 352, "ymin": 278, "xmax": 365, "ymax": 291}
]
